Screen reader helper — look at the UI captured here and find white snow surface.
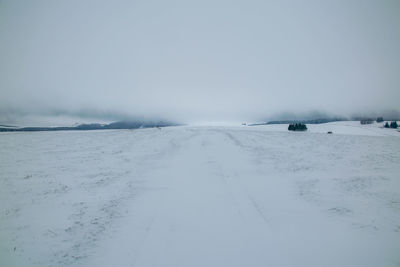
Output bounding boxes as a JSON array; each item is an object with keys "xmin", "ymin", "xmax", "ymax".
[{"xmin": 1, "ymin": 121, "xmax": 400, "ymax": 267}]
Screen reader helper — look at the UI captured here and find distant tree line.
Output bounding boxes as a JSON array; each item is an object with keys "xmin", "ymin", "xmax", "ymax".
[
  {"xmin": 0, "ymin": 120, "xmax": 180, "ymax": 132},
  {"xmin": 360, "ymin": 119, "xmax": 373, "ymax": 125},
  {"xmin": 264, "ymin": 118, "xmax": 345, "ymax": 125},
  {"xmin": 358, "ymin": 116, "xmax": 400, "ymax": 124}
]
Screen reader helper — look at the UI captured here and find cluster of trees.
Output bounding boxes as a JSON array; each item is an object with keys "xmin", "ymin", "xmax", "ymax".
[
  {"xmin": 360, "ymin": 119, "xmax": 373, "ymax": 124},
  {"xmin": 384, "ymin": 121, "xmax": 398, "ymax": 129},
  {"xmin": 288, "ymin": 123, "xmax": 307, "ymax": 131}
]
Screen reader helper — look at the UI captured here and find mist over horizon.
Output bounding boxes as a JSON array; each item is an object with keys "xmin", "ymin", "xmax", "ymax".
[
  {"xmin": 1, "ymin": 0, "xmax": 400, "ymax": 126},
  {"xmin": 1, "ymin": 106, "xmax": 400, "ymax": 128}
]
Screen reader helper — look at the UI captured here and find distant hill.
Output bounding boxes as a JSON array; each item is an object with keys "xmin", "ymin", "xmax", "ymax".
[
  {"xmin": 249, "ymin": 118, "xmax": 347, "ymax": 126},
  {"xmin": 0, "ymin": 120, "xmax": 180, "ymax": 132}
]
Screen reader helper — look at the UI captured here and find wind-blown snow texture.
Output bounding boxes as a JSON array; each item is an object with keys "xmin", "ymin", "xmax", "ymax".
[{"xmin": 1, "ymin": 122, "xmax": 400, "ymax": 267}]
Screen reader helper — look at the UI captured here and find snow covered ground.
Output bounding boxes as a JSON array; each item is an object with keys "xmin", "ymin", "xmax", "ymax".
[{"xmin": 1, "ymin": 121, "xmax": 399, "ymax": 267}]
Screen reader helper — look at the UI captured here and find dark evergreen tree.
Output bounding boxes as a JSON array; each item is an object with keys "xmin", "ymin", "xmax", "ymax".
[
  {"xmin": 390, "ymin": 121, "xmax": 398, "ymax": 129},
  {"xmin": 384, "ymin": 122, "xmax": 390, "ymax": 128},
  {"xmin": 376, "ymin": 117, "xmax": 384, "ymax": 123}
]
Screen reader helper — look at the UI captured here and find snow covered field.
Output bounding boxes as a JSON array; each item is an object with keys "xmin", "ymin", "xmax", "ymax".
[{"xmin": 1, "ymin": 122, "xmax": 400, "ymax": 267}]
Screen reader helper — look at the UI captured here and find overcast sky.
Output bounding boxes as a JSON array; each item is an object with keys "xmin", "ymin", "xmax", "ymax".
[{"xmin": 0, "ymin": 0, "xmax": 399, "ymax": 124}]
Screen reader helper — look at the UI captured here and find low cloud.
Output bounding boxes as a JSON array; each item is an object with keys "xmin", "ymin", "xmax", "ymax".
[{"xmin": 1, "ymin": 0, "xmax": 399, "ymax": 125}]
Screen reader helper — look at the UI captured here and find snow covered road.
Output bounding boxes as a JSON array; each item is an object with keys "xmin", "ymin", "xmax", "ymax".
[{"xmin": 1, "ymin": 123, "xmax": 400, "ymax": 266}]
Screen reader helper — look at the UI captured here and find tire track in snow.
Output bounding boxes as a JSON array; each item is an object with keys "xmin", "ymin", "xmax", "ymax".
[
  {"xmin": 211, "ymin": 162, "xmax": 246, "ymax": 221},
  {"xmin": 129, "ymin": 214, "xmax": 157, "ymax": 267},
  {"xmin": 246, "ymin": 193, "xmax": 269, "ymax": 225},
  {"xmin": 211, "ymin": 130, "xmax": 271, "ymax": 227}
]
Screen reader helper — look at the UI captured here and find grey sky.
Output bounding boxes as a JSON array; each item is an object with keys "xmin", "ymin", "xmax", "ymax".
[{"xmin": 0, "ymin": 0, "xmax": 399, "ymax": 124}]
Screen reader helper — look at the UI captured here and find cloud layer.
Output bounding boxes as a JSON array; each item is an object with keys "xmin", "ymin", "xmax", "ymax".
[{"xmin": 1, "ymin": 0, "xmax": 399, "ymax": 124}]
